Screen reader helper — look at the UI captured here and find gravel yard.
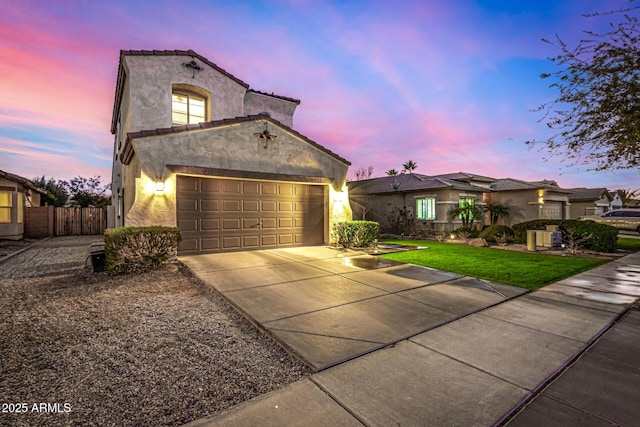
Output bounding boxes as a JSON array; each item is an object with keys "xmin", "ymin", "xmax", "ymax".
[{"xmin": 0, "ymin": 244, "xmax": 310, "ymax": 426}]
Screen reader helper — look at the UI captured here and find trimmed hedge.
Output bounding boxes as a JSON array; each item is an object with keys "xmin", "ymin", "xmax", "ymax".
[
  {"xmin": 512, "ymin": 220, "xmax": 618, "ymax": 253},
  {"xmin": 104, "ymin": 226, "xmax": 182, "ymax": 274},
  {"xmin": 478, "ymin": 225, "xmax": 515, "ymax": 243},
  {"xmin": 333, "ymin": 221, "xmax": 379, "ymax": 249}
]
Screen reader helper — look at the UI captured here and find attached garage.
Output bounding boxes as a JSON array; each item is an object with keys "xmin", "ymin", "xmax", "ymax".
[
  {"xmin": 540, "ymin": 201, "xmax": 564, "ymax": 220},
  {"xmin": 177, "ymin": 175, "xmax": 325, "ymax": 254}
]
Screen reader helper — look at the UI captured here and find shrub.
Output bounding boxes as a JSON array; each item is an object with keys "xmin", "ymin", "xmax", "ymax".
[
  {"xmin": 333, "ymin": 221, "xmax": 379, "ymax": 249},
  {"xmin": 512, "ymin": 219, "xmax": 618, "ymax": 253},
  {"xmin": 454, "ymin": 227, "xmax": 479, "ymax": 240},
  {"xmin": 478, "ymin": 225, "xmax": 515, "ymax": 243},
  {"xmin": 104, "ymin": 226, "xmax": 182, "ymax": 274}
]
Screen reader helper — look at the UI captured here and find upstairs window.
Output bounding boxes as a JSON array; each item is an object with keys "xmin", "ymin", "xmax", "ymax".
[
  {"xmin": 416, "ymin": 197, "xmax": 436, "ymax": 220},
  {"xmin": 172, "ymin": 91, "xmax": 206, "ymax": 125}
]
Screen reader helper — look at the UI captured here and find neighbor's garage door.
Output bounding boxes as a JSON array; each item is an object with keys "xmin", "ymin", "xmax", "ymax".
[
  {"xmin": 540, "ymin": 201, "xmax": 563, "ymax": 220},
  {"xmin": 177, "ymin": 176, "xmax": 325, "ymax": 254}
]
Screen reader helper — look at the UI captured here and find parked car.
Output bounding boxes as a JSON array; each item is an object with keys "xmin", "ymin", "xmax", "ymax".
[{"xmin": 579, "ymin": 209, "xmax": 640, "ymax": 233}]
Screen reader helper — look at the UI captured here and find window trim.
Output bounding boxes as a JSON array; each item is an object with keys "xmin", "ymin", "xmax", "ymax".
[
  {"xmin": 416, "ymin": 197, "xmax": 436, "ymax": 220},
  {"xmin": 171, "ymin": 85, "xmax": 209, "ymax": 125}
]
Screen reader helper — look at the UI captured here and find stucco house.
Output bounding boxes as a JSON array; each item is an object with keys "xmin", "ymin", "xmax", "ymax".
[
  {"xmin": 110, "ymin": 49, "xmax": 352, "ymax": 254},
  {"xmin": 567, "ymin": 188, "xmax": 613, "ymax": 219},
  {"xmin": 486, "ymin": 178, "xmax": 573, "ymax": 225},
  {"xmin": 0, "ymin": 169, "xmax": 45, "ymax": 240},
  {"xmin": 348, "ymin": 172, "xmax": 488, "ymax": 233},
  {"xmin": 350, "ymin": 172, "xmax": 582, "ymax": 232}
]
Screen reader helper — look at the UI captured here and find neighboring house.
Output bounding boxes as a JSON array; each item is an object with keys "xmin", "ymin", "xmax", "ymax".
[
  {"xmin": 110, "ymin": 49, "xmax": 352, "ymax": 254},
  {"xmin": 350, "ymin": 172, "xmax": 584, "ymax": 232},
  {"xmin": 348, "ymin": 172, "xmax": 488, "ymax": 233},
  {"xmin": 485, "ymin": 179, "xmax": 573, "ymax": 225},
  {"xmin": 567, "ymin": 188, "xmax": 613, "ymax": 218},
  {"xmin": 0, "ymin": 169, "xmax": 46, "ymax": 240}
]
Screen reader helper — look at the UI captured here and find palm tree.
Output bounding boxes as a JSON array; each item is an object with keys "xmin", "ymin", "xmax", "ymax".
[
  {"xmin": 485, "ymin": 202, "xmax": 510, "ymax": 225},
  {"xmin": 386, "ymin": 169, "xmax": 399, "ymax": 176},
  {"xmin": 615, "ymin": 188, "xmax": 640, "ymax": 207},
  {"xmin": 402, "ymin": 160, "xmax": 417, "ymax": 173}
]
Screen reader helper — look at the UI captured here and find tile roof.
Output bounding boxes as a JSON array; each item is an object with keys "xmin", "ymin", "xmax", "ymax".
[
  {"xmin": 111, "ymin": 49, "xmax": 300, "ymax": 133},
  {"xmin": 348, "ymin": 173, "xmax": 489, "ymax": 194},
  {"xmin": 121, "ymin": 114, "xmax": 350, "ymax": 166},
  {"xmin": 490, "ymin": 178, "xmax": 573, "ymax": 193},
  {"xmin": 567, "ymin": 187, "xmax": 612, "ymax": 202},
  {"xmin": 0, "ymin": 169, "xmax": 47, "ymax": 194},
  {"xmin": 248, "ymin": 89, "xmax": 300, "ymax": 105},
  {"xmin": 431, "ymin": 172, "xmax": 497, "ymax": 182}
]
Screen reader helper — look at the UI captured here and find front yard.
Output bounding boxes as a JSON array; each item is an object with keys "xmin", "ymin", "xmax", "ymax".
[
  {"xmin": 0, "ymin": 264, "xmax": 310, "ymax": 427},
  {"xmin": 380, "ymin": 239, "xmax": 612, "ymax": 290}
]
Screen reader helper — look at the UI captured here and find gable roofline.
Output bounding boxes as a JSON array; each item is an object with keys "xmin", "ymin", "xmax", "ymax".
[
  {"xmin": 121, "ymin": 114, "xmax": 350, "ymax": 166},
  {"xmin": 567, "ymin": 187, "xmax": 613, "ymax": 202},
  {"xmin": 0, "ymin": 169, "xmax": 47, "ymax": 194},
  {"xmin": 110, "ymin": 49, "xmax": 300, "ymax": 133},
  {"xmin": 247, "ymin": 89, "xmax": 301, "ymax": 105},
  {"xmin": 348, "ymin": 173, "xmax": 490, "ymax": 194}
]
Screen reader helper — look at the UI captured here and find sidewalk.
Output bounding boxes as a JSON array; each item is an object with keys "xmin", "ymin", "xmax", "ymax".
[{"xmin": 184, "ymin": 252, "xmax": 640, "ymax": 426}]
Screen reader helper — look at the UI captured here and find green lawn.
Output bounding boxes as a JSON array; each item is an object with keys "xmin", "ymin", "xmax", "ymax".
[
  {"xmin": 617, "ymin": 237, "xmax": 640, "ymax": 252},
  {"xmin": 379, "ymin": 239, "xmax": 610, "ymax": 290}
]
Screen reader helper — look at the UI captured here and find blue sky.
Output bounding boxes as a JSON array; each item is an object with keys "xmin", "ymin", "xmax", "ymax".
[{"xmin": 1, "ymin": 0, "xmax": 638, "ymax": 191}]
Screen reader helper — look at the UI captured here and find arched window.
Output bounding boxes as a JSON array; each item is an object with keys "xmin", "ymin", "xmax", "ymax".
[{"xmin": 172, "ymin": 84, "xmax": 209, "ymax": 125}]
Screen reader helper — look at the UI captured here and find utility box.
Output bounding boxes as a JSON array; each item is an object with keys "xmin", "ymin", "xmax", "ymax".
[
  {"xmin": 526, "ymin": 230, "xmax": 537, "ymax": 251},
  {"xmin": 536, "ymin": 230, "xmax": 562, "ymax": 248}
]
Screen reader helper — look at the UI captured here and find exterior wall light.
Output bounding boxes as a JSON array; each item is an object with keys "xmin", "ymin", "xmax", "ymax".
[{"xmin": 155, "ymin": 181, "xmax": 165, "ymax": 193}]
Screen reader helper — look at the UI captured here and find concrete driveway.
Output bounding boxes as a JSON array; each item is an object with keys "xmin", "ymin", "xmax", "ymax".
[{"xmin": 180, "ymin": 245, "xmax": 527, "ymax": 370}]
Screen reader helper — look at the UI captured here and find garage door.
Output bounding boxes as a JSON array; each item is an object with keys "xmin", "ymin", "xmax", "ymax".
[
  {"xmin": 540, "ymin": 202, "xmax": 563, "ymax": 220},
  {"xmin": 176, "ymin": 176, "xmax": 325, "ymax": 254}
]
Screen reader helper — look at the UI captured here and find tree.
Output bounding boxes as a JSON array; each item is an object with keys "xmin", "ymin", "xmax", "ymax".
[
  {"xmin": 527, "ymin": 5, "xmax": 640, "ymax": 171},
  {"xmin": 386, "ymin": 169, "xmax": 399, "ymax": 176},
  {"xmin": 31, "ymin": 176, "xmax": 69, "ymax": 207},
  {"xmin": 402, "ymin": 160, "xmax": 418, "ymax": 173},
  {"xmin": 485, "ymin": 202, "xmax": 510, "ymax": 225},
  {"xmin": 63, "ymin": 176, "xmax": 111, "ymax": 208},
  {"xmin": 614, "ymin": 188, "xmax": 640, "ymax": 206},
  {"xmin": 352, "ymin": 165, "xmax": 374, "ymax": 181},
  {"xmin": 448, "ymin": 204, "xmax": 483, "ymax": 229}
]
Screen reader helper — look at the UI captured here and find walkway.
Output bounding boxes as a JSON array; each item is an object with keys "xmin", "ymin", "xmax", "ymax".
[{"xmin": 181, "ymin": 248, "xmax": 640, "ymax": 426}]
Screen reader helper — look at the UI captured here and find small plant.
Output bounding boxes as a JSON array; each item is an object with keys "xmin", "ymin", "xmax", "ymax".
[
  {"xmin": 434, "ymin": 232, "xmax": 446, "ymax": 242},
  {"xmin": 104, "ymin": 226, "xmax": 181, "ymax": 274},
  {"xmin": 563, "ymin": 226, "xmax": 593, "ymax": 255},
  {"xmin": 479, "ymin": 225, "xmax": 515, "ymax": 243},
  {"xmin": 333, "ymin": 221, "xmax": 380, "ymax": 249},
  {"xmin": 455, "ymin": 227, "xmax": 473, "ymax": 243},
  {"xmin": 495, "ymin": 233, "xmax": 512, "ymax": 246}
]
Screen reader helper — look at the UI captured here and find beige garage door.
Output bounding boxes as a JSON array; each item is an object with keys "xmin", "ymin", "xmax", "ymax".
[
  {"xmin": 540, "ymin": 201, "xmax": 563, "ymax": 220},
  {"xmin": 177, "ymin": 176, "xmax": 325, "ymax": 254}
]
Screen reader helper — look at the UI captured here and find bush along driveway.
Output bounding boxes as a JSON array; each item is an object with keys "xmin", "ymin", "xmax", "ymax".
[{"xmin": 379, "ymin": 240, "xmax": 610, "ymax": 290}]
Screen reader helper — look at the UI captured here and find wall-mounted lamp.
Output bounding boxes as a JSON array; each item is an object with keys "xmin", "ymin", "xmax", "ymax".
[{"xmin": 155, "ymin": 181, "xmax": 165, "ymax": 193}]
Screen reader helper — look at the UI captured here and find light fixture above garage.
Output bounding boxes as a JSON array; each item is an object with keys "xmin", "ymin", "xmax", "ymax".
[{"xmin": 254, "ymin": 122, "xmax": 277, "ymax": 148}]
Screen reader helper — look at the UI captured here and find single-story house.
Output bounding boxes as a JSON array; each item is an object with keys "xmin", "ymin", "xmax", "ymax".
[
  {"xmin": 0, "ymin": 169, "xmax": 46, "ymax": 240},
  {"xmin": 567, "ymin": 188, "xmax": 613, "ymax": 218},
  {"xmin": 348, "ymin": 172, "xmax": 488, "ymax": 233},
  {"xmin": 486, "ymin": 178, "xmax": 573, "ymax": 225},
  {"xmin": 350, "ymin": 172, "xmax": 582, "ymax": 231},
  {"xmin": 110, "ymin": 49, "xmax": 352, "ymax": 254}
]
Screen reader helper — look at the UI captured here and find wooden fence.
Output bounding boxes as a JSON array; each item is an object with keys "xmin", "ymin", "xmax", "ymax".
[
  {"xmin": 55, "ymin": 207, "xmax": 106, "ymax": 236},
  {"xmin": 25, "ymin": 206, "xmax": 106, "ymax": 237}
]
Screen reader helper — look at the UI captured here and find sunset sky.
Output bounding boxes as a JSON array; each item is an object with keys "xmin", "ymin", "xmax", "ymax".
[{"xmin": 1, "ymin": 0, "xmax": 638, "ymax": 191}]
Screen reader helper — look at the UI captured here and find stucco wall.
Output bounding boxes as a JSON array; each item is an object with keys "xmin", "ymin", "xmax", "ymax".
[
  {"xmin": 123, "ymin": 121, "xmax": 350, "ymax": 229},
  {"xmin": 243, "ymin": 92, "xmax": 297, "ymax": 128},
  {"xmin": 124, "ymin": 55, "xmax": 247, "ymax": 133},
  {"xmin": 354, "ymin": 188, "xmax": 485, "ymax": 234},
  {"xmin": 132, "ymin": 121, "xmax": 349, "ymax": 190}
]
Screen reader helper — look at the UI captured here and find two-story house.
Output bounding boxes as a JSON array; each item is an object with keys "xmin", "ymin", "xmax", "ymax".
[{"xmin": 110, "ymin": 49, "xmax": 352, "ymax": 255}]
